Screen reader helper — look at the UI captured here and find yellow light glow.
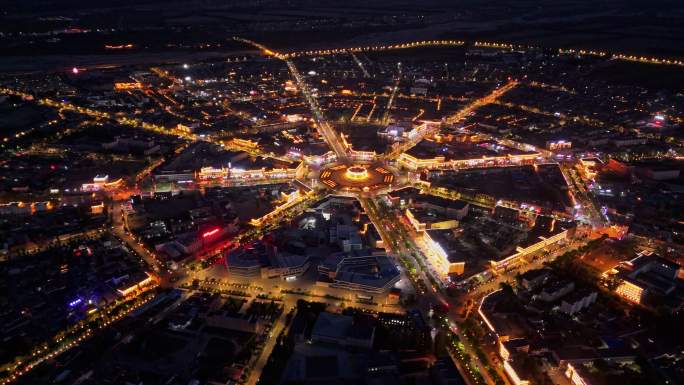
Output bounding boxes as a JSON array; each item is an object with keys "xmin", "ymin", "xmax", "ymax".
[{"xmin": 345, "ymin": 165, "xmax": 369, "ymax": 181}]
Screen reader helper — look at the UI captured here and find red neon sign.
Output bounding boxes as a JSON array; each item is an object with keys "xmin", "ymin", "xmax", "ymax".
[{"xmin": 203, "ymin": 228, "xmax": 220, "ymax": 238}]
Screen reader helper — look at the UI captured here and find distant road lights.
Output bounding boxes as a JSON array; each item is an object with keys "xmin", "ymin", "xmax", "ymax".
[
  {"xmin": 182, "ymin": 63, "xmax": 189, "ymax": 69},
  {"xmin": 71, "ymin": 67, "xmax": 79, "ymax": 74}
]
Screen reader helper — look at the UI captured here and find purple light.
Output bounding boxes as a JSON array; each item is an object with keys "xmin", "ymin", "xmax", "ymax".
[{"xmin": 69, "ymin": 298, "xmax": 83, "ymax": 307}]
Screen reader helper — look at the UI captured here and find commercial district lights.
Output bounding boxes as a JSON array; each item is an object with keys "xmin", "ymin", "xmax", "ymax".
[{"xmin": 345, "ymin": 165, "xmax": 370, "ymax": 181}]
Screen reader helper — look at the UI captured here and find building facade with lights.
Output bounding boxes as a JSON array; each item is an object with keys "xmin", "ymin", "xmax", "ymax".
[
  {"xmin": 397, "ymin": 152, "xmax": 540, "ymax": 171},
  {"xmin": 612, "ymin": 254, "xmax": 681, "ymax": 306},
  {"xmin": 318, "ymin": 249, "xmax": 400, "ymax": 293}
]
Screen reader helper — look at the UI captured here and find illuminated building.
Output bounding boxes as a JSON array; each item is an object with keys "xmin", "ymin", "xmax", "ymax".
[
  {"xmin": 225, "ymin": 242, "xmax": 310, "ymax": 279},
  {"xmin": 397, "ymin": 151, "xmax": 540, "ymax": 171},
  {"xmin": 377, "ymin": 123, "xmax": 408, "ymax": 142},
  {"xmin": 565, "ymin": 363, "xmax": 591, "ymax": 385},
  {"xmin": 249, "ymin": 189, "xmax": 314, "ymax": 227},
  {"xmin": 578, "ymin": 157, "xmax": 602, "ymax": 179},
  {"xmin": 230, "ymin": 167, "xmax": 296, "ymax": 180},
  {"xmin": 264, "ymin": 253, "xmax": 310, "ymax": 279},
  {"xmin": 546, "ymin": 140, "xmax": 572, "ymax": 150},
  {"xmin": 420, "ymin": 229, "xmax": 466, "ymax": 277},
  {"xmin": 109, "ymin": 272, "xmax": 156, "ymax": 297},
  {"xmin": 398, "ymin": 152, "xmax": 446, "ymax": 170},
  {"xmin": 284, "ymin": 113, "xmax": 303, "ymax": 122},
  {"xmin": 0, "ymin": 201, "xmax": 32, "ymax": 216},
  {"xmin": 82, "ymin": 175, "xmax": 108, "ymax": 191},
  {"xmin": 409, "ymin": 194, "xmax": 470, "ymax": 220},
  {"xmin": 226, "ymin": 247, "xmax": 264, "ymax": 277},
  {"xmin": 304, "ymin": 151, "xmax": 337, "ymax": 166},
  {"xmin": 394, "ymin": 192, "xmax": 470, "ymax": 280},
  {"xmin": 81, "ymin": 174, "xmax": 123, "ymax": 192},
  {"xmin": 318, "ymin": 249, "xmax": 400, "ymax": 293},
  {"xmin": 198, "ymin": 166, "xmax": 227, "ymax": 180},
  {"xmin": 345, "ymin": 165, "xmax": 370, "ymax": 181},
  {"xmin": 114, "ymin": 81, "xmax": 142, "ymax": 90},
  {"xmin": 349, "ymin": 149, "xmax": 376, "ymax": 162},
  {"xmin": 198, "ymin": 166, "xmax": 297, "ymax": 182},
  {"xmin": 615, "ymin": 280, "xmax": 646, "ymax": 304},
  {"xmin": 105, "ymin": 43, "xmax": 133, "ymax": 50},
  {"xmin": 170, "ymin": 227, "xmax": 228, "ymax": 255},
  {"xmin": 283, "ymin": 80, "xmax": 297, "ymax": 92},
  {"xmin": 405, "ymin": 208, "xmax": 459, "ymax": 232},
  {"xmin": 0, "ymin": 201, "xmax": 54, "ymax": 217},
  {"xmin": 91, "ymin": 202, "xmax": 105, "ymax": 215},
  {"xmin": 612, "ymin": 254, "xmax": 680, "ymax": 306},
  {"xmin": 176, "ymin": 123, "xmax": 199, "ymax": 134},
  {"xmin": 229, "ymin": 138, "xmax": 259, "ymax": 150}
]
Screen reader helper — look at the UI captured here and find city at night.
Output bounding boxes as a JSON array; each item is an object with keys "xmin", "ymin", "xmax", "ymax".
[{"xmin": 1, "ymin": 1, "xmax": 683, "ymax": 385}]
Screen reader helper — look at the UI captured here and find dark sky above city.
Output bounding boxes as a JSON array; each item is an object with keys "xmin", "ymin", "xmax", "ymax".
[{"xmin": 3, "ymin": 0, "xmax": 684, "ymax": 58}]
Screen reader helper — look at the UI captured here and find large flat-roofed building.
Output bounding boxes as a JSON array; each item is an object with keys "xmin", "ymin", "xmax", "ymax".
[
  {"xmin": 264, "ymin": 252, "xmax": 311, "ymax": 279},
  {"xmin": 421, "ymin": 228, "xmax": 467, "ymax": 277},
  {"xmin": 411, "ymin": 194, "xmax": 470, "ymax": 219},
  {"xmin": 226, "ymin": 245, "xmax": 266, "ymax": 277},
  {"xmin": 405, "ymin": 207, "xmax": 460, "ymax": 232},
  {"xmin": 318, "ymin": 249, "xmax": 400, "ymax": 293},
  {"xmin": 330, "ymin": 224, "xmax": 363, "ymax": 252},
  {"xmin": 613, "ymin": 254, "xmax": 682, "ymax": 306},
  {"xmin": 389, "ymin": 188, "xmax": 470, "ymax": 220},
  {"xmin": 397, "ymin": 142, "xmax": 540, "ymax": 171},
  {"xmin": 226, "ymin": 241, "xmax": 310, "ymax": 279}
]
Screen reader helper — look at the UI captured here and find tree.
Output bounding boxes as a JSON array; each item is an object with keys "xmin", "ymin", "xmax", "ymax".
[{"xmin": 499, "ymin": 281, "xmax": 514, "ymax": 295}]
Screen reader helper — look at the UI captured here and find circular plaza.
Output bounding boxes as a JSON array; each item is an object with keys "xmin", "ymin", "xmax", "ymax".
[{"xmin": 319, "ymin": 163, "xmax": 396, "ymax": 193}]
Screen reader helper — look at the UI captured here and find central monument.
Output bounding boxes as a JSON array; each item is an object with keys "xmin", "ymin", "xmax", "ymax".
[{"xmin": 345, "ymin": 165, "xmax": 370, "ymax": 181}]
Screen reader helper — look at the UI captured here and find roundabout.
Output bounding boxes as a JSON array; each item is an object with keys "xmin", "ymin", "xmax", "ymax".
[{"xmin": 319, "ymin": 163, "xmax": 396, "ymax": 193}]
